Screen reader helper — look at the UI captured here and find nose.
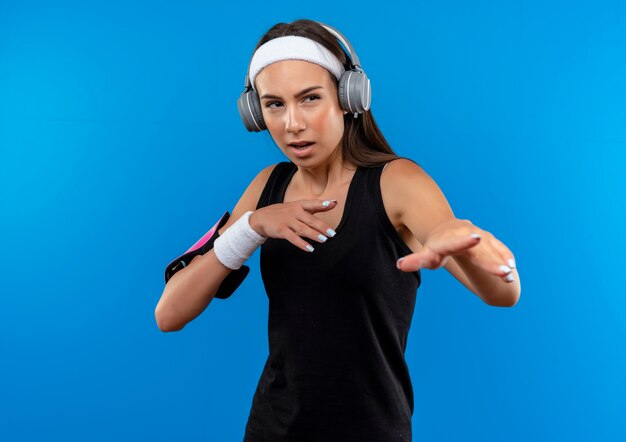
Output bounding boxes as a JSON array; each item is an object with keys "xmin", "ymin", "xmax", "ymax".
[{"xmin": 285, "ymin": 104, "xmax": 306, "ymax": 134}]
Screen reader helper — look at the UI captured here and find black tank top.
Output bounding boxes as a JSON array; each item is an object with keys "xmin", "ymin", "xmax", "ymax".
[{"xmin": 244, "ymin": 160, "xmax": 421, "ymax": 442}]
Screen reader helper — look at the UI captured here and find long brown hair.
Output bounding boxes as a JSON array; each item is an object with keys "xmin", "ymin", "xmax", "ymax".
[{"xmin": 252, "ymin": 19, "xmax": 402, "ymax": 168}]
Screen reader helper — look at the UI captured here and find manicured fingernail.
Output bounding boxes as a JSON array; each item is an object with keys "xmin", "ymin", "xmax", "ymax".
[
  {"xmin": 470, "ymin": 233, "xmax": 481, "ymax": 239},
  {"xmin": 508, "ymin": 258, "xmax": 516, "ymax": 269},
  {"xmin": 326, "ymin": 228, "xmax": 336, "ymax": 237},
  {"xmin": 499, "ymin": 264, "xmax": 512, "ymax": 273},
  {"xmin": 306, "ymin": 245, "xmax": 315, "ymax": 252},
  {"xmin": 322, "ymin": 200, "xmax": 331, "ymax": 207},
  {"xmin": 318, "ymin": 234, "xmax": 328, "ymax": 242},
  {"xmin": 396, "ymin": 257, "xmax": 405, "ymax": 269},
  {"xmin": 505, "ymin": 273, "xmax": 514, "ymax": 282}
]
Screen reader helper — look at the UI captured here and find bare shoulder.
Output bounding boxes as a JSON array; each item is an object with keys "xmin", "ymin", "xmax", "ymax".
[
  {"xmin": 382, "ymin": 157, "xmax": 429, "ymax": 181},
  {"xmin": 380, "ymin": 158, "xmax": 432, "ymax": 217},
  {"xmin": 380, "ymin": 157, "xmax": 454, "ymax": 244},
  {"xmin": 217, "ymin": 163, "xmax": 279, "ymax": 235}
]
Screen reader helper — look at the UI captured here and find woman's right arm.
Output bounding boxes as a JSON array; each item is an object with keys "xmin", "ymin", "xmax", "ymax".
[{"xmin": 154, "ymin": 164, "xmax": 278, "ymax": 332}]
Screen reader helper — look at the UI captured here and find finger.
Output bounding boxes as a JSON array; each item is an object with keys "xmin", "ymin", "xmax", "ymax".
[
  {"xmin": 296, "ymin": 211, "xmax": 338, "ymax": 239},
  {"xmin": 284, "ymin": 229, "xmax": 317, "ymax": 253},
  {"xmin": 398, "ymin": 233, "xmax": 481, "ymax": 272},
  {"xmin": 464, "ymin": 235, "xmax": 516, "ymax": 282},
  {"xmin": 501, "ymin": 268, "xmax": 517, "ymax": 283},
  {"xmin": 291, "ymin": 219, "xmax": 332, "ymax": 243},
  {"xmin": 431, "ymin": 233, "xmax": 482, "ymax": 257},
  {"xmin": 489, "ymin": 235, "xmax": 517, "ymax": 269},
  {"xmin": 300, "ymin": 199, "xmax": 338, "ymax": 214},
  {"xmin": 486, "ymin": 235, "xmax": 517, "ymax": 283},
  {"xmin": 397, "ymin": 248, "xmax": 449, "ymax": 272}
]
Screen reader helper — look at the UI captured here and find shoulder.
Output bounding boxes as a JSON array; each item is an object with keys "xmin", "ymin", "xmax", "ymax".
[
  {"xmin": 380, "ymin": 157, "xmax": 442, "ymax": 198},
  {"xmin": 380, "ymin": 157, "xmax": 454, "ymax": 244},
  {"xmin": 217, "ymin": 163, "xmax": 281, "ymax": 236},
  {"xmin": 381, "ymin": 157, "xmax": 427, "ymax": 178},
  {"xmin": 253, "ymin": 163, "xmax": 282, "ymax": 186},
  {"xmin": 379, "ymin": 157, "xmax": 434, "ymax": 212}
]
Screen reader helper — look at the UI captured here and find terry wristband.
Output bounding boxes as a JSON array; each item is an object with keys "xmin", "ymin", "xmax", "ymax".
[
  {"xmin": 163, "ymin": 211, "xmax": 250, "ymax": 300},
  {"xmin": 213, "ymin": 211, "xmax": 267, "ymax": 270}
]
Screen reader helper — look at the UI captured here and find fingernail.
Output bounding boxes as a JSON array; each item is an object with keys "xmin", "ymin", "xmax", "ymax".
[
  {"xmin": 508, "ymin": 258, "xmax": 516, "ymax": 269},
  {"xmin": 318, "ymin": 234, "xmax": 328, "ymax": 242},
  {"xmin": 499, "ymin": 264, "xmax": 512, "ymax": 273},
  {"xmin": 505, "ymin": 273, "xmax": 514, "ymax": 282},
  {"xmin": 322, "ymin": 200, "xmax": 331, "ymax": 207},
  {"xmin": 326, "ymin": 228, "xmax": 336, "ymax": 237},
  {"xmin": 306, "ymin": 245, "xmax": 315, "ymax": 252},
  {"xmin": 470, "ymin": 233, "xmax": 481, "ymax": 239},
  {"xmin": 396, "ymin": 257, "xmax": 405, "ymax": 269}
]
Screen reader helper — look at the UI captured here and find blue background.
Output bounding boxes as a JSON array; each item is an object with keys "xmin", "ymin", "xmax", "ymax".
[{"xmin": 1, "ymin": 1, "xmax": 625, "ymax": 441}]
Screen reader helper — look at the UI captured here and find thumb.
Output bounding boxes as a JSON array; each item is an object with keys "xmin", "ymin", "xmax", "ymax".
[{"xmin": 302, "ymin": 199, "xmax": 338, "ymax": 213}]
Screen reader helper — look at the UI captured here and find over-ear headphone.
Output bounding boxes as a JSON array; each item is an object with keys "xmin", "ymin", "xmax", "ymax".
[{"xmin": 237, "ymin": 21, "xmax": 371, "ymax": 132}]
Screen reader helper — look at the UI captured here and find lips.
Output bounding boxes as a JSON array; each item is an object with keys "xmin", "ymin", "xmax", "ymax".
[
  {"xmin": 289, "ymin": 141, "xmax": 316, "ymax": 157},
  {"xmin": 289, "ymin": 140, "xmax": 315, "ymax": 148}
]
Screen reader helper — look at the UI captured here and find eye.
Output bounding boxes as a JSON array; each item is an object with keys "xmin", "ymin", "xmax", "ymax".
[
  {"xmin": 265, "ymin": 94, "xmax": 321, "ymax": 109},
  {"xmin": 265, "ymin": 101, "xmax": 282, "ymax": 109}
]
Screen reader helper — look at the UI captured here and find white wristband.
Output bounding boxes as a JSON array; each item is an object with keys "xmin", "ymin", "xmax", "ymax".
[{"xmin": 213, "ymin": 211, "xmax": 267, "ymax": 270}]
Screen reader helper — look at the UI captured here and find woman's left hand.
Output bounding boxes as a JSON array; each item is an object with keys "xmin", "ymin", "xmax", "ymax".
[{"xmin": 395, "ymin": 218, "xmax": 516, "ymax": 283}]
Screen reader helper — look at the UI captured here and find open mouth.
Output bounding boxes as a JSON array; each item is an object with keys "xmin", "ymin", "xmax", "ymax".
[{"xmin": 290, "ymin": 142, "xmax": 315, "ymax": 150}]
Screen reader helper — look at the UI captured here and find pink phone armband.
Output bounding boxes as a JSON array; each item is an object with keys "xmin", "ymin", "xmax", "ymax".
[{"xmin": 163, "ymin": 211, "xmax": 249, "ymax": 299}]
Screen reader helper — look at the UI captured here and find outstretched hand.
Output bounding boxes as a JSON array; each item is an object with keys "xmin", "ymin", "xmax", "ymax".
[{"xmin": 395, "ymin": 218, "xmax": 517, "ymax": 283}]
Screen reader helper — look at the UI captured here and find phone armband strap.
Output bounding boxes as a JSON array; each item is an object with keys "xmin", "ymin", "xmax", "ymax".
[{"xmin": 163, "ymin": 211, "xmax": 249, "ymax": 299}]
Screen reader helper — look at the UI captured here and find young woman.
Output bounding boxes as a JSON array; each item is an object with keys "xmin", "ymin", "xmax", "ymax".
[{"xmin": 155, "ymin": 19, "xmax": 521, "ymax": 442}]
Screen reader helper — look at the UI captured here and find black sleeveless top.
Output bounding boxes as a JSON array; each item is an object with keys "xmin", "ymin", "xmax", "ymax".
[{"xmin": 244, "ymin": 160, "xmax": 421, "ymax": 442}]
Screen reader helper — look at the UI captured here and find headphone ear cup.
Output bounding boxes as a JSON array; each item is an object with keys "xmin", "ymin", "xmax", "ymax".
[
  {"xmin": 237, "ymin": 89, "xmax": 267, "ymax": 132},
  {"xmin": 337, "ymin": 70, "xmax": 371, "ymax": 114}
]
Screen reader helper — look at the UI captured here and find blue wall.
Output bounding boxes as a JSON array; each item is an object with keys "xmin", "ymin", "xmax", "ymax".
[{"xmin": 1, "ymin": 1, "xmax": 625, "ymax": 441}]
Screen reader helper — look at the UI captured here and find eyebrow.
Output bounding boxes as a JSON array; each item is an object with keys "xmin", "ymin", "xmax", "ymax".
[{"xmin": 260, "ymin": 86, "xmax": 323, "ymax": 100}]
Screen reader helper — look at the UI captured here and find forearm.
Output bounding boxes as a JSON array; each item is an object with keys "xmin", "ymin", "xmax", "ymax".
[
  {"xmin": 454, "ymin": 254, "xmax": 521, "ymax": 307},
  {"xmin": 155, "ymin": 250, "xmax": 232, "ymax": 331}
]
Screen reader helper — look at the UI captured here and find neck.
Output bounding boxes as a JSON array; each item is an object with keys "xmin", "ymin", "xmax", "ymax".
[{"xmin": 293, "ymin": 149, "xmax": 356, "ymax": 197}]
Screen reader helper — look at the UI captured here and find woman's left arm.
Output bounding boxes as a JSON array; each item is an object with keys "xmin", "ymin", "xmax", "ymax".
[{"xmin": 384, "ymin": 159, "xmax": 521, "ymax": 307}]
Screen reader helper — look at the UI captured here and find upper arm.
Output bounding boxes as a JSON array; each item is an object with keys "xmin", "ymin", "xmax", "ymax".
[
  {"xmin": 383, "ymin": 158, "xmax": 479, "ymax": 295},
  {"xmin": 217, "ymin": 163, "xmax": 278, "ymax": 236},
  {"xmin": 187, "ymin": 164, "xmax": 277, "ymax": 266}
]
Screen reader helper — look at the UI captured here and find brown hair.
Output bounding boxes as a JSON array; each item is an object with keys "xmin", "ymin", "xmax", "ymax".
[{"xmin": 253, "ymin": 19, "xmax": 402, "ymax": 168}]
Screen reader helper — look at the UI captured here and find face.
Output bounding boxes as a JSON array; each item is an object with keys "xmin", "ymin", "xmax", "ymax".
[{"xmin": 254, "ymin": 60, "xmax": 347, "ymax": 166}]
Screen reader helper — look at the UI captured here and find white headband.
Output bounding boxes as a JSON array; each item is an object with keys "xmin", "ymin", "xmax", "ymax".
[{"xmin": 248, "ymin": 35, "xmax": 345, "ymax": 92}]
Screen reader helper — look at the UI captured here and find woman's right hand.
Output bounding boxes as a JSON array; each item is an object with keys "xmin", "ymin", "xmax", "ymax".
[{"xmin": 249, "ymin": 200, "xmax": 338, "ymax": 252}]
